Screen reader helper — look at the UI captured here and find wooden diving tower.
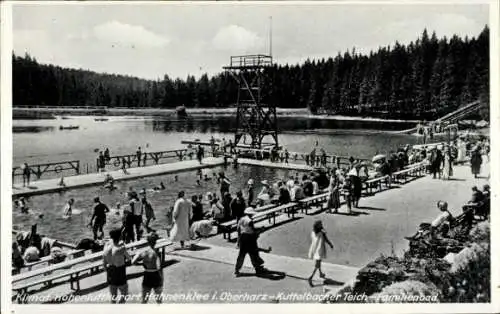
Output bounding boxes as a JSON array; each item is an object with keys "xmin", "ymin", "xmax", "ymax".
[{"xmin": 223, "ymin": 54, "xmax": 279, "ymax": 149}]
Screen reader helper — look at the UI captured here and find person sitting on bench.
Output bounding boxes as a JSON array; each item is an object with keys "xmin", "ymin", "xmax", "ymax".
[
  {"xmin": 469, "ymin": 186, "xmax": 485, "ymax": 204},
  {"xmin": 482, "ymin": 184, "xmax": 490, "ymax": 198},
  {"xmin": 406, "ymin": 201, "xmax": 453, "ymax": 240}
]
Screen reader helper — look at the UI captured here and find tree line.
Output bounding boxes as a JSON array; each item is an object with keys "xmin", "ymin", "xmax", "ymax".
[{"xmin": 12, "ymin": 26, "xmax": 489, "ymax": 120}]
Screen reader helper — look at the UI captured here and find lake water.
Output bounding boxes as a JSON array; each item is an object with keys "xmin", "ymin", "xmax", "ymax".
[{"xmin": 13, "ymin": 115, "xmax": 433, "ymax": 243}]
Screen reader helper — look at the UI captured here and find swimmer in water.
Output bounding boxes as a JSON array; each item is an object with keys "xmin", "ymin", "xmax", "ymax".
[
  {"xmin": 63, "ymin": 198, "xmax": 75, "ymax": 217},
  {"xmin": 204, "ymin": 174, "xmax": 211, "ymax": 181},
  {"xmin": 153, "ymin": 182, "xmax": 166, "ymax": 191},
  {"xmin": 115, "ymin": 203, "xmax": 121, "ymax": 215},
  {"xmin": 196, "ymin": 179, "xmax": 201, "ymax": 186},
  {"xmin": 174, "ymin": 175, "xmax": 179, "ymax": 182}
]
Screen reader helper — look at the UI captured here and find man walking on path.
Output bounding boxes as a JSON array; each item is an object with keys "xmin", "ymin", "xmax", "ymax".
[
  {"xmin": 132, "ymin": 232, "xmax": 163, "ymax": 304},
  {"xmin": 235, "ymin": 208, "xmax": 271, "ymax": 276},
  {"xmin": 136, "ymin": 147, "xmax": 142, "ymax": 167},
  {"xmin": 103, "ymin": 228, "xmax": 131, "ymax": 304}
]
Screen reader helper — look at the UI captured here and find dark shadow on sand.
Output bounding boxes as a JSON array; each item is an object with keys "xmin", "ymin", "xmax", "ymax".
[
  {"xmin": 334, "ymin": 210, "xmax": 369, "ymax": 216},
  {"xmin": 443, "ymin": 178, "xmax": 467, "ymax": 181},
  {"xmin": 172, "ymin": 244, "xmax": 211, "ymax": 251},
  {"xmin": 308, "ymin": 277, "xmax": 345, "ymax": 287},
  {"xmin": 254, "ymin": 216, "xmax": 303, "ymax": 234},
  {"xmin": 357, "ymin": 206, "xmax": 386, "ymax": 211},
  {"xmin": 236, "ymin": 269, "xmax": 286, "ymax": 281}
]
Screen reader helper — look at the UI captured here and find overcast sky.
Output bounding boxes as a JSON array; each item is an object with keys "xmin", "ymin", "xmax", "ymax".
[{"xmin": 12, "ymin": 2, "xmax": 489, "ymax": 80}]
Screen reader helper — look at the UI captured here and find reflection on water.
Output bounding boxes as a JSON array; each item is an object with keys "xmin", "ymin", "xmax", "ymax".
[
  {"xmin": 146, "ymin": 116, "xmax": 415, "ymax": 134},
  {"xmin": 13, "ymin": 126, "xmax": 55, "ymax": 133}
]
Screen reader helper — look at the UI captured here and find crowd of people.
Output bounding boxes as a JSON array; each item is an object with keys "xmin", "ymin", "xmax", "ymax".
[
  {"xmin": 13, "ymin": 133, "xmax": 491, "ymax": 303},
  {"xmin": 406, "ymin": 183, "xmax": 490, "ymax": 244}
]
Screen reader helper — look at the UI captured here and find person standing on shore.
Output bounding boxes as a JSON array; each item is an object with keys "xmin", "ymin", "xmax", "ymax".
[
  {"xmin": 132, "ymin": 232, "xmax": 163, "ymax": 304},
  {"xmin": 136, "ymin": 147, "xmax": 142, "ymax": 167},
  {"xmin": 170, "ymin": 191, "xmax": 192, "ymax": 249},
  {"xmin": 129, "ymin": 192, "xmax": 143, "ymax": 241},
  {"xmin": 121, "ymin": 157, "xmax": 128, "ymax": 174},
  {"xmin": 190, "ymin": 195, "xmax": 204, "ymax": 224},
  {"xmin": 442, "ymin": 147, "xmax": 453, "ymax": 180},
  {"xmin": 103, "ymin": 228, "xmax": 131, "ymax": 304},
  {"xmin": 210, "ymin": 136, "xmax": 216, "ymax": 156},
  {"xmin": 104, "ymin": 148, "xmax": 111, "ymax": 163},
  {"xmin": 21, "ymin": 162, "xmax": 31, "ymax": 187},
  {"xmin": 230, "ymin": 191, "xmax": 246, "ymax": 222},
  {"xmin": 470, "ymin": 146, "xmax": 483, "ymax": 179},
  {"xmin": 141, "ymin": 194, "xmax": 156, "ymax": 231},
  {"xmin": 308, "ymin": 220, "xmax": 334, "ymax": 287},
  {"xmin": 247, "ymin": 179, "xmax": 255, "ymax": 206},
  {"xmin": 98, "ymin": 151, "xmax": 106, "ymax": 172},
  {"xmin": 327, "ymin": 169, "xmax": 340, "ymax": 214},
  {"xmin": 218, "ymin": 172, "xmax": 231, "ymax": 200},
  {"xmin": 196, "ymin": 144, "xmax": 203, "ymax": 164},
  {"xmin": 89, "ymin": 197, "xmax": 110, "ymax": 240}
]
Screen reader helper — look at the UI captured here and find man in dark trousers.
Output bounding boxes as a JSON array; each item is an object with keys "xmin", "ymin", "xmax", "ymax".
[
  {"xmin": 230, "ymin": 191, "xmax": 246, "ymax": 222},
  {"xmin": 88, "ymin": 197, "xmax": 110, "ymax": 240},
  {"xmin": 21, "ymin": 162, "xmax": 31, "ymax": 187},
  {"xmin": 234, "ymin": 208, "xmax": 271, "ymax": 277},
  {"xmin": 136, "ymin": 147, "xmax": 142, "ymax": 167},
  {"xmin": 196, "ymin": 145, "xmax": 203, "ymax": 164}
]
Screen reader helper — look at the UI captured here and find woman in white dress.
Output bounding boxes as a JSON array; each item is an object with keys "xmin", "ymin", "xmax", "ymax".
[
  {"xmin": 456, "ymin": 139, "xmax": 467, "ymax": 164},
  {"xmin": 170, "ymin": 191, "xmax": 192, "ymax": 248},
  {"xmin": 308, "ymin": 220, "xmax": 333, "ymax": 286}
]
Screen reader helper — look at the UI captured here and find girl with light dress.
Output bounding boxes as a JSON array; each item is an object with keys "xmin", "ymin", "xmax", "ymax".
[{"xmin": 308, "ymin": 220, "xmax": 334, "ymax": 286}]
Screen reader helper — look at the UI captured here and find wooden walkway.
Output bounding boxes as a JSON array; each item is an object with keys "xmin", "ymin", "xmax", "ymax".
[
  {"xmin": 12, "ymin": 158, "xmax": 317, "ymax": 198},
  {"xmin": 12, "ymin": 157, "xmax": 225, "ymax": 197},
  {"xmin": 237, "ymin": 158, "xmax": 315, "ymax": 171}
]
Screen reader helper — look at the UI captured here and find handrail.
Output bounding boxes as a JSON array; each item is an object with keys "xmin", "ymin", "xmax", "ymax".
[{"xmin": 12, "ymin": 160, "xmax": 80, "ymax": 180}]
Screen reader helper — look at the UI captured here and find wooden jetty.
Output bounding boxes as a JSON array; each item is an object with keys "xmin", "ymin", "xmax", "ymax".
[{"xmin": 12, "ymin": 157, "xmax": 225, "ymax": 197}]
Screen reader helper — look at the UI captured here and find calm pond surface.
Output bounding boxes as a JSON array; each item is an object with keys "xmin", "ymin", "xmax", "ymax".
[{"xmin": 13, "ymin": 115, "xmax": 435, "ymax": 243}]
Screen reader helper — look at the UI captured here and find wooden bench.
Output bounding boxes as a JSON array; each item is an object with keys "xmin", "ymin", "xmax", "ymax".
[
  {"xmin": 19, "ymin": 249, "xmax": 87, "ymax": 273},
  {"xmin": 252, "ymin": 202, "xmax": 299, "ymax": 225},
  {"xmin": 392, "ymin": 168, "xmax": 414, "ymax": 184},
  {"xmin": 13, "ymin": 239, "xmax": 172, "ymax": 303},
  {"xmin": 219, "ymin": 203, "xmax": 299, "ymax": 241},
  {"xmin": 364, "ymin": 175, "xmax": 390, "ymax": 195},
  {"xmin": 218, "ymin": 204, "xmax": 275, "ymax": 240},
  {"xmin": 298, "ymin": 192, "xmax": 329, "ymax": 214}
]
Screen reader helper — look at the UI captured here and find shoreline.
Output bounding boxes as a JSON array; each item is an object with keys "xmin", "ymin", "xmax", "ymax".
[{"xmin": 13, "ymin": 107, "xmax": 420, "ymax": 124}]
